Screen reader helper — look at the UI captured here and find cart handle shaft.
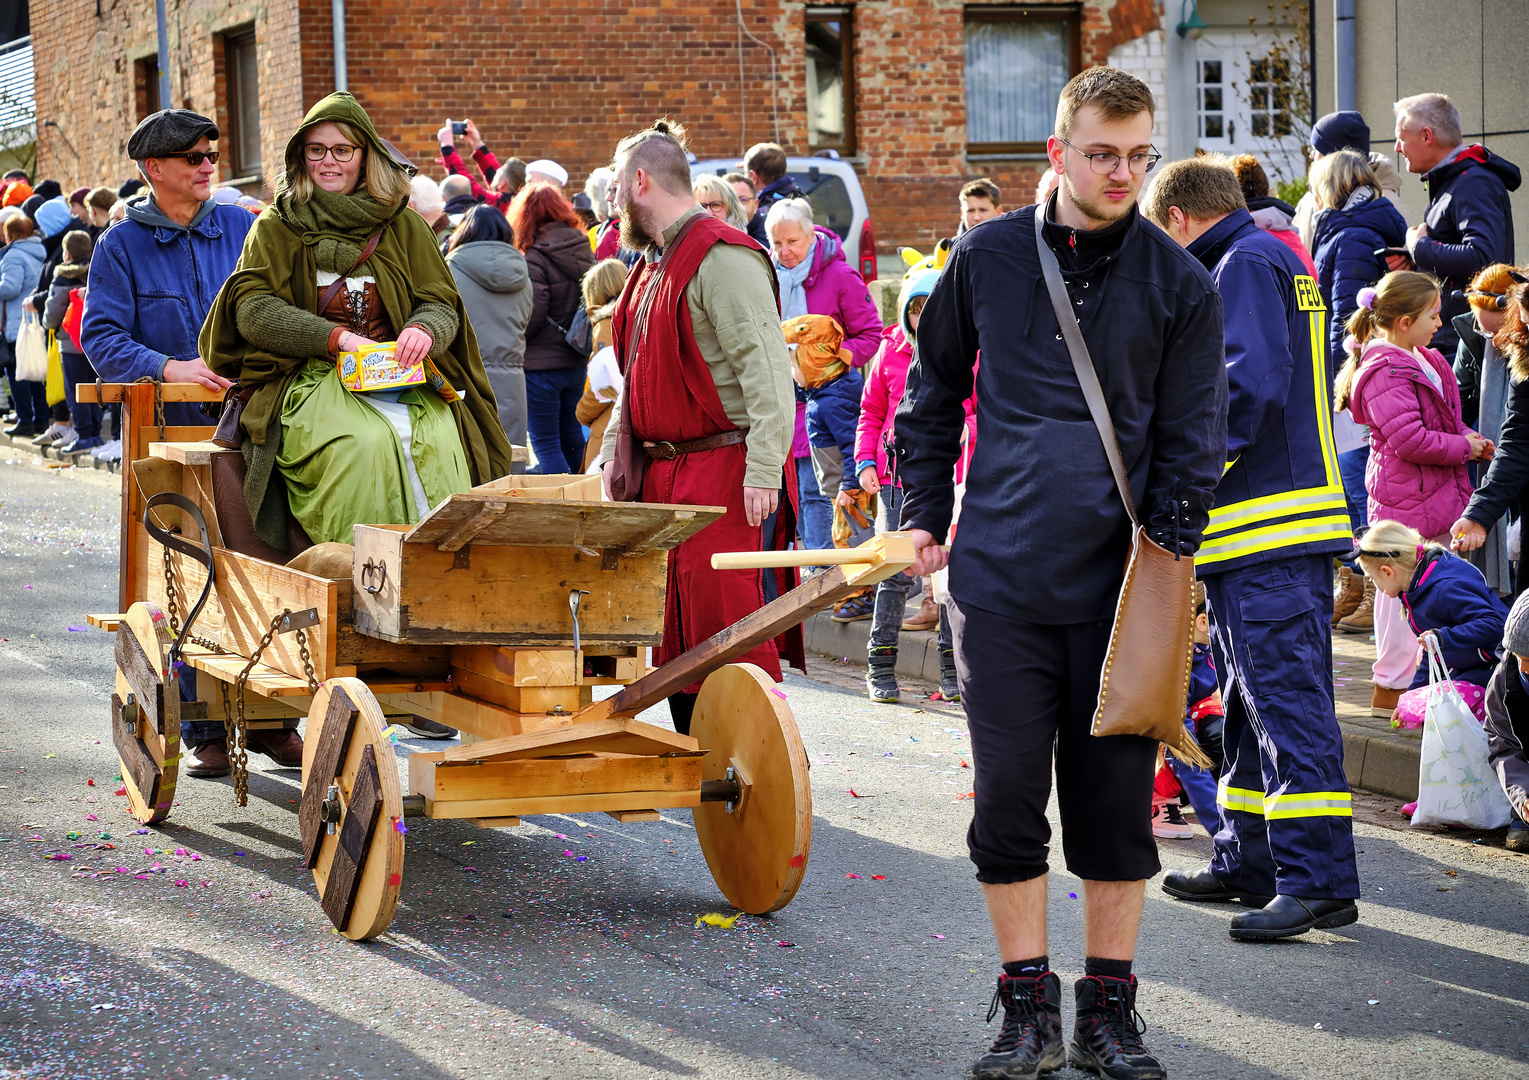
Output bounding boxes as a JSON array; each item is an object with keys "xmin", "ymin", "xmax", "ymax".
[{"xmin": 711, "ymin": 548, "xmax": 876, "ymax": 570}]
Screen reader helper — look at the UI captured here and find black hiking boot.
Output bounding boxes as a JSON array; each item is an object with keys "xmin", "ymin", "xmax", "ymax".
[
  {"xmin": 1067, "ymin": 975, "xmax": 1165, "ymax": 1080},
  {"xmin": 971, "ymin": 971, "xmax": 1064, "ymax": 1080},
  {"xmin": 866, "ymin": 647, "xmax": 900, "ymax": 703}
]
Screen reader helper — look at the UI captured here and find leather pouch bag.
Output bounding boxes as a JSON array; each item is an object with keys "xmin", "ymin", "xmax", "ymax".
[{"xmin": 1033, "ymin": 211, "xmax": 1210, "ymax": 768}]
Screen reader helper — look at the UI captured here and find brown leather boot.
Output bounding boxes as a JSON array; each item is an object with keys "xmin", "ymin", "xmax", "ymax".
[
  {"xmin": 185, "ymin": 741, "xmax": 230, "ymax": 778},
  {"xmin": 901, "ymin": 590, "xmax": 940, "ymax": 632},
  {"xmin": 1336, "ymin": 576, "xmax": 1374, "ymax": 633},
  {"xmin": 1331, "ymin": 565, "xmax": 1364, "ymax": 624},
  {"xmin": 246, "ymin": 728, "xmax": 304, "ymax": 767},
  {"xmin": 1371, "ymin": 684, "xmax": 1403, "ymax": 718}
]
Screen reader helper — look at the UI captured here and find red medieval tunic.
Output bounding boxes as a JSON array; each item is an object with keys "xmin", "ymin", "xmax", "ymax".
[{"xmin": 611, "ymin": 213, "xmax": 804, "ymax": 690}]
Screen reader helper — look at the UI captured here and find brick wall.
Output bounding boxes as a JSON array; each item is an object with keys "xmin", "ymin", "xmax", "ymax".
[{"xmin": 33, "ymin": 0, "xmax": 1161, "ymax": 249}]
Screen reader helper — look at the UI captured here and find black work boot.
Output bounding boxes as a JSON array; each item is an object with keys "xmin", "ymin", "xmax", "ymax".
[
  {"xmin": 866, "ymin": 647, "xmax": 900, "ymax": 703},
  {"xmin": 972, "ymin": 971, "xmax": 1064, "ymax": 1080},
  {"xmin": 939, "ymin": 647, "xmax": 961, "ymax": 702},
  {"xmin": 1067, "ymin": 975, "xmax": 1165, "ymax": 1080}
]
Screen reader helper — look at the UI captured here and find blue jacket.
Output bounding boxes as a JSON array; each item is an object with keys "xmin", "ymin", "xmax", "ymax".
[
  {"xmin": 1413, "ymin": 145, "xmax": 1521, "ymax": 356},
  {"xmin": 1188, "ymin": 209, "xmax": 1351, "ymax": 573},
  {"xmin": 80, "ymin": 197, "xmax": 254, "ymax": 426},
  {"xmin": 798, "ymin": 368, "xmax": 865, "ymax": 490},
  {"xmin": 1311, "ymin": 196, "xmax": 1406, "ymax": 377},
  {"xmin": 1401, "ymin": 546, "xmax": 1508, "ymax": 689},
  {"xmin": 0, "ymin": 236, "xmax": 46, "ymax": 344}
]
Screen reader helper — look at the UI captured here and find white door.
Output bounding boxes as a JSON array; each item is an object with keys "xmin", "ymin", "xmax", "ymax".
[{"xmin": 1192, "ymin": 31, "xmax": 1307, "ymax": 185}]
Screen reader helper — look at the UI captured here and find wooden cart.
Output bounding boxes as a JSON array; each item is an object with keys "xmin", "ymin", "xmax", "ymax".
[{"xmin": 82, "ymin": 382, "xmax": 914, "ymax": 939}]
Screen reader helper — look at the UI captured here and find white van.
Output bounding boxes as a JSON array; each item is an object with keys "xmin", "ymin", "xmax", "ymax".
[{"xmin": 689, "ymin": 151, "xmax": 877, "ymax": 283}]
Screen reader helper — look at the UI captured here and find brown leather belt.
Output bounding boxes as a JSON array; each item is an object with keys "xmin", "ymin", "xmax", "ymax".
[{"xmin": 642, "ymin": 430, "xmax": 745, "ymax": 460}]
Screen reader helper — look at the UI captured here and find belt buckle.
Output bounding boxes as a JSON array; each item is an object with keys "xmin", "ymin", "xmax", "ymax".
[{"xmin": 650, "ymin": 441, "xmax": 678, "ymax": 460}]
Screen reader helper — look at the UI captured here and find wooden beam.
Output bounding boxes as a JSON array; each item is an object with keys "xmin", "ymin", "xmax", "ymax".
[
  {"xmin": 606, "ymin": 809, "xmax": 661, "ymax": 823},
  {"xmin": 79, "ymin": 383, "xmax": 225, "ymax": 404},
  {"xmin": 424, "ymin": 789, "xmax": 700, "ymax": 820},
  {"xmin": 88, "ymin": 613, "xmax": 125, "ymax": 631},
  {"xmin": 435, "ymin": 501, "xmax": 507, "ymax": 552},
  {"xmin": 411, "ymin": 751, "xmax": 703, "ymax": 803},
  {"xmin": 147, "ymin": 441, "xmax": 238, "ymax": 465},
  {"xmin": 439, "ymin": 716, "xmax": 697, "ymax": 763}
]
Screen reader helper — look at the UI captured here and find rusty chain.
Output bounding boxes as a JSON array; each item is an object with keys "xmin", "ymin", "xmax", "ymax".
[{"xmin": 229, "ymin": 609, "xmax": 296, "ymax": 806}]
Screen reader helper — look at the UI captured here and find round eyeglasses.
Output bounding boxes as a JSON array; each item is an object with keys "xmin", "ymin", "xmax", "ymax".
[
  {"xmin": 1057, "ymin": 137, "xmax": 1161, "ymax": 176},
  {"xmin": 305, "ymin": 143, "xmax": 360, "ymax": 163}
]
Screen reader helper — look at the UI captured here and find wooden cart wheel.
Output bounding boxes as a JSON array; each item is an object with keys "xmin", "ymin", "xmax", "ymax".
[
  {"xmin": 112, "ymin": 602, "xmax": 181, "ymax": 825},
  {"xmin": 300, "ymin": 677, "xmax": 404, "ymax": 940},
  {"xmin": 690, "ymin": 663, "xmax": 812, "ymax": 914}
]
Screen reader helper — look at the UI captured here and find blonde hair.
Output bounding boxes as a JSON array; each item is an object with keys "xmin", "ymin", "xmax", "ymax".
[
  {"xmin": 1333, "ymin": 270, "xmax": 1442, "ymax": 410},
  {"xmin": 1355, "ymin": 519, "xmax": 1435, "ymax": 578},
  {"xmin": 1309, "ymin": 150, "xmax": 1381, "ymax": 210},
  {"xmin": 581, "ymin": 257, "xmax": 628, "ymax": 310},
  {"xmin": 692, "ymin": 174, "xmax": 748, "ymax": 231},
  {"xmin": 277, "ymin": 121, "xmax": 413, "ymax": 206}
]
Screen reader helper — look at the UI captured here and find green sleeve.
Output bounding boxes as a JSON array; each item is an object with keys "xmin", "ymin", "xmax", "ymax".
[
  {"xmin": 235, "ymin": 294, "xmax": 336, "ymax": 359},
  {"xmin": 405, "ymin": 301, "xmax": 460, "ymax": 359},
  {"xmin": 688, "ymin": 244, "xmax": 794, "ymax": 490}
]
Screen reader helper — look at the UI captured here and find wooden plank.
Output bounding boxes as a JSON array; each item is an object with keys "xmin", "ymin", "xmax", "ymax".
[
  {"xmin": 386, "ymin": 690, "xmax": 577, "ymax": 742},
  {"xmin": 470, "ymin": 474, "xmax": 604, "ymax": 499},
  {"xmin": 88, "ymin": 613, "xmax": 126, "ymax": 631},
  {"xmin": 321, "ymin": 743, "xmax": 384, "ymax": 931},
  {"xmin": 435, "ymin": 501, "xmax": 507, "ymax": 552},
  {"xmin": 180, "ymin": 647, "xmax": 315, "ymax": 698},
  {"xmin": 300, "ymin": 685, "xmax": 360, "ymax": 869},
  {"xmin": 114, "ymin": 614, "xmax": 166, "ymax": 734},
  {"xmin": 412, "ymin": 751, "xmax": 703, "ymax": 803},
  {"xmin": 149, "ymin": 541, "xmax": 345, "ymax": 683},
  {"xmin": 588, "ymin": 566, "xmax": 861, "ymax": 723},
  {"xmin": 79, "ymin": 383, "xmax": 225, "ymax": 404},
  {"xmin": 401, "ymin": 493, "xmax": 723, "ymax": 551},
  {"xmin": 619, "ymin": 514, "xmax": 705, "ymax": 557},
  {"xmin": 451, "ymin": 646, "xmax": 579, "ymax": 687},
  {"xmin": 448, "ymin": 669, "xmax": 585, "ymax": 714},
  {"xmin": 350, "ymin": 525, "xmax": 669, "ymax": 647},
  {"xmin": 112, "ymin": 692, "xmax": 162, "ymax": 808},
  {"xmin": 440, "ymin": 716, "xmax": 698, "ymax": 763},
  {"xmin": 606, "ymin": 809, "xmax": 661, "ymax": 822},
  {"xmin": 424, "ymin": 789, "xmax": 700, "ymax": 819},
  {"xmin": 147, "ymin": 441, "xmax": 237, "ymax": 466}
]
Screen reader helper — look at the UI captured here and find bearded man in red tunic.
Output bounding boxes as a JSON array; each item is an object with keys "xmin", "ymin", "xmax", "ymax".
[{"xmin": 598, "ymin": 120, "xmax": 800, "ymax": 735}]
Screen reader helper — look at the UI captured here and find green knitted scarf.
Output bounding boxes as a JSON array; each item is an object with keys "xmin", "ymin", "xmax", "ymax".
[{"xmin": 274, "ymin": 187, "xmax": 404, "ymax": 275}]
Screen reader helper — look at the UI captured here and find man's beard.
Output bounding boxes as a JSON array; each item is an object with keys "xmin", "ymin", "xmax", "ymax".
[
  {"xmin": 618, "ymin": 191, "xmax": 659, "ymax": 251},
  {"xmin": 1061, "ymin": 172, "xmax": 1136, "ymax": 227}
]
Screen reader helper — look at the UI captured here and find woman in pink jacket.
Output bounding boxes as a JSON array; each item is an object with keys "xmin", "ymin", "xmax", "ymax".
[{"xmin": 1337, "ymin": 271, "xmax": 1494, "ymax": 715}]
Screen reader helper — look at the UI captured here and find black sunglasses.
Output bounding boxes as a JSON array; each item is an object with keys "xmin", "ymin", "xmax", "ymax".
[{"xmin": 160, "ymin": 151, "xmax": 220, "ymax": 167}]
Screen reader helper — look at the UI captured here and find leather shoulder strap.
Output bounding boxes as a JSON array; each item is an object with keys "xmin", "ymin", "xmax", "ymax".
[
  {"xmin": 316, "ymin": 230, "xmax": 383, "ymax": 316},
  {"xmin": 1033, "ymin": 209, "xmax": 1139, "ymax": 525}
]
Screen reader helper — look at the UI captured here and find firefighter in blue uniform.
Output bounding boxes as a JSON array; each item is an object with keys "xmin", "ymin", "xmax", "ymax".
[{"xmin": 1143, "ymin": 157, "xmax": 1360, "ymax": 940}]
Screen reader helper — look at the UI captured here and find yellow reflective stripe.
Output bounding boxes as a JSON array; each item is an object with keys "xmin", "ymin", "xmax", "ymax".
[
  {"xmin": 1205, "ymin": 486, "xmax": 1348, "ymax": 535},
  {"xmin": 1217, "ymin": 780, "xmax": 1266, "ymax": 815},
  {"xmin": 1309, "ymin": 309, "xmax": 1340, "ymax": 488},
  {"xmin": 1197, "ymin": 514, "xmax": 1354, "ymax": 565},
  {"xmin": 1264, "ymin": 790, "xmax": 1353, "ymax": 820}
]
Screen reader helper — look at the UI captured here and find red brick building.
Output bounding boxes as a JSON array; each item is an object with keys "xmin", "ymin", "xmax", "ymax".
[{"xmin": 33, "ymin": 0, "xmax": 1158, "ymax": 250}]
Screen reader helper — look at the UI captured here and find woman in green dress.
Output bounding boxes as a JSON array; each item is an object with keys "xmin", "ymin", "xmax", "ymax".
[{"xmin": 202, "ymin": 92, "xmax": 514, "ymax": 548}]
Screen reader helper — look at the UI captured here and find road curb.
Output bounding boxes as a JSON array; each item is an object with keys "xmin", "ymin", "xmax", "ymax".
[
  {"xmin": 804, "ymin": 609, "xmax": 1422, "ymax": 801},
  {"xmin": 0, "ymin": 429, "xmax": 122, "ymax": 474}
]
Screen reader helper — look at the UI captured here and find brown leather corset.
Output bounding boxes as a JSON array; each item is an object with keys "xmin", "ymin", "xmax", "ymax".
[{"xmin": 319, "ymin": 278, "xmax": 395, "ymax": 342}]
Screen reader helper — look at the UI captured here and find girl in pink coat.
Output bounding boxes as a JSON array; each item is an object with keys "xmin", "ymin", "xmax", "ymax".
[{"xmin": 1337, "ymin": 271, "xmax": 1495, "ymax": 714}]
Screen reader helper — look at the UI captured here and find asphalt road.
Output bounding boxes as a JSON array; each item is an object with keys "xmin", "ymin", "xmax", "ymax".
[{"xmin": 2, "ymin": 454, "xmax": 1528, "ymax": 1080}]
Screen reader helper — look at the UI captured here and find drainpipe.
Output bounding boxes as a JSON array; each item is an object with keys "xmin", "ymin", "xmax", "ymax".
[
  {"xmin": 332, "ymin": 0, "xmax": 347, "ymax": 92},
  {"xmin": 154, "ymin": 0, "xmax": 171, "ymax": 107},
  {"xmin": 1334, "ymin": 0, "xmax": 1356, "ymax": 113}
]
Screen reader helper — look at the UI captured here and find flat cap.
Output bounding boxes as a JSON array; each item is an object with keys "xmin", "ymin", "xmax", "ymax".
[{"xmin": 127, "ymin": 109, "xmax": 219, "ymax": 161}]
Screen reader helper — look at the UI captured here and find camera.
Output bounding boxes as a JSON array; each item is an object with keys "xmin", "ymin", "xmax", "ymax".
[{"xmin": 450, "ymin": 120, "xmax": 467, "ymax": 137}]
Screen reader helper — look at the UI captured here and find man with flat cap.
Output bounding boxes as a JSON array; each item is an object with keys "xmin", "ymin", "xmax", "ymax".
[{"xmin": 80, "ymin": 110, "xmax": 295, "ymax": 780}]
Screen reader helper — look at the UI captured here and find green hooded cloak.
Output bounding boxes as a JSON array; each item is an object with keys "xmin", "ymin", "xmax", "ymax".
[{"xmin": 199, "ymin": 92, "xmax": 514, "ymax": 548}]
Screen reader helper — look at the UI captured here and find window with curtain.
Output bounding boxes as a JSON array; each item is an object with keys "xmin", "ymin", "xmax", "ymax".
[
  {"xmin": 965, "ymin": 7, "xmax": 1079, "ymax": 155},
  {"xmin": 806, "ymin": 7, "xmax": 854, "ymax": 154},
  {"xmin": 223, "ymin": 28, "xmax": 261, "ymax": 179}
]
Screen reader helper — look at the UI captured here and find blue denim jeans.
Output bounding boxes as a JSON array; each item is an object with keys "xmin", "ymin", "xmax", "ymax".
[
  {"xmin": 525, "ymin": 367, "xmax": 587, "ymax": 474},
  {"xmin": 868, "ymin": 486, "xmax": 953, "ymax": 652},
  {"xmin": 795, "ymin": 455, "xmax": 832, "ymax": 552}
]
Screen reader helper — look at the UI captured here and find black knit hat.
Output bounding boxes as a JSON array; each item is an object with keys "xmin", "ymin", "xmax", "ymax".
[
  {"xmin": 32, "ymin": 179, "xmax": 61, "ymax": 202},
  {"xmin": 117, "ymin": 178, "xmax": 145, "ymax": 200}
]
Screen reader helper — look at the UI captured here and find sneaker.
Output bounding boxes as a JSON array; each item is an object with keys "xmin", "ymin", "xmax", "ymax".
[
  {"xmin": 92, "ymin": 439, "xmax": 123, "ymax": 462},
  {"xmin": 1507, "ymin": 818, "xmax": 1529, "ymax": 853},
  {"xmin": 184, "ymin": 741, "xmax": 231, "ymax": 779},
  {"xmin": 938, "ymin": 648, "xmax": 960, "ymax": 702},
  {"xmin": 1151, "ymin": 801, "xmax": 1193, "ymax": 839},
  {"xmin": 830, "ymin": 593, "xmax": 874, "ymax": 623},
  {"xmin": 1335, "ymin": 576, "xmax": 1375, "ymax": 633},
  {"xmin": 402, "ymin": 715, "xmax": 458, "ymax": 739},
  {"xmin": 901, "ymin": 592, "xmax": 940, "ymax": 632},
  {"xmin": 1068, "ymin": 975, "xmax": 1165, "ymax": 1080},
  {"xmin": 972, "ymin": 971, "xmax": 1064, "ymax": 1080},
  {"xmin": 59, "ymin": 435, "xmax": 104, "ymax": 454},
  {"xmin": 31, "ymin": 421, "xmax": 73, "ymax": 446},
  {"xmin": 866, "ymin": 649, "xmax": 899, "ymax": 703}
]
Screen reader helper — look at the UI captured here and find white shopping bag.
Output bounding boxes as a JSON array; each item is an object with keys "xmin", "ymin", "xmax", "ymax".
[
  {"xmin": 13, "ymin": 308, "xmax": 47, "ymax": 381},
  {"xmin": 1412, "ymin": 637, "xmax": 1515, "ymax": 829}
]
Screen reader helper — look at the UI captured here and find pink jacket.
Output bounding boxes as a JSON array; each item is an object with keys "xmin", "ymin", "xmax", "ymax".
[
  {"xmin": 1348, "ymin": 339, "xmax": 1475, "ymax": 539},
  {"xmin": 855, "ymin": 325, "xmax": 913, "ymax": 485}
]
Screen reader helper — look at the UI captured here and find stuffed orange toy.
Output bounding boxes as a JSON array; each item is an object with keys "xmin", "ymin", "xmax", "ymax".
[{"xmin": 781, "ymin": 313, "xmax": 853, "ymax": 389}]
